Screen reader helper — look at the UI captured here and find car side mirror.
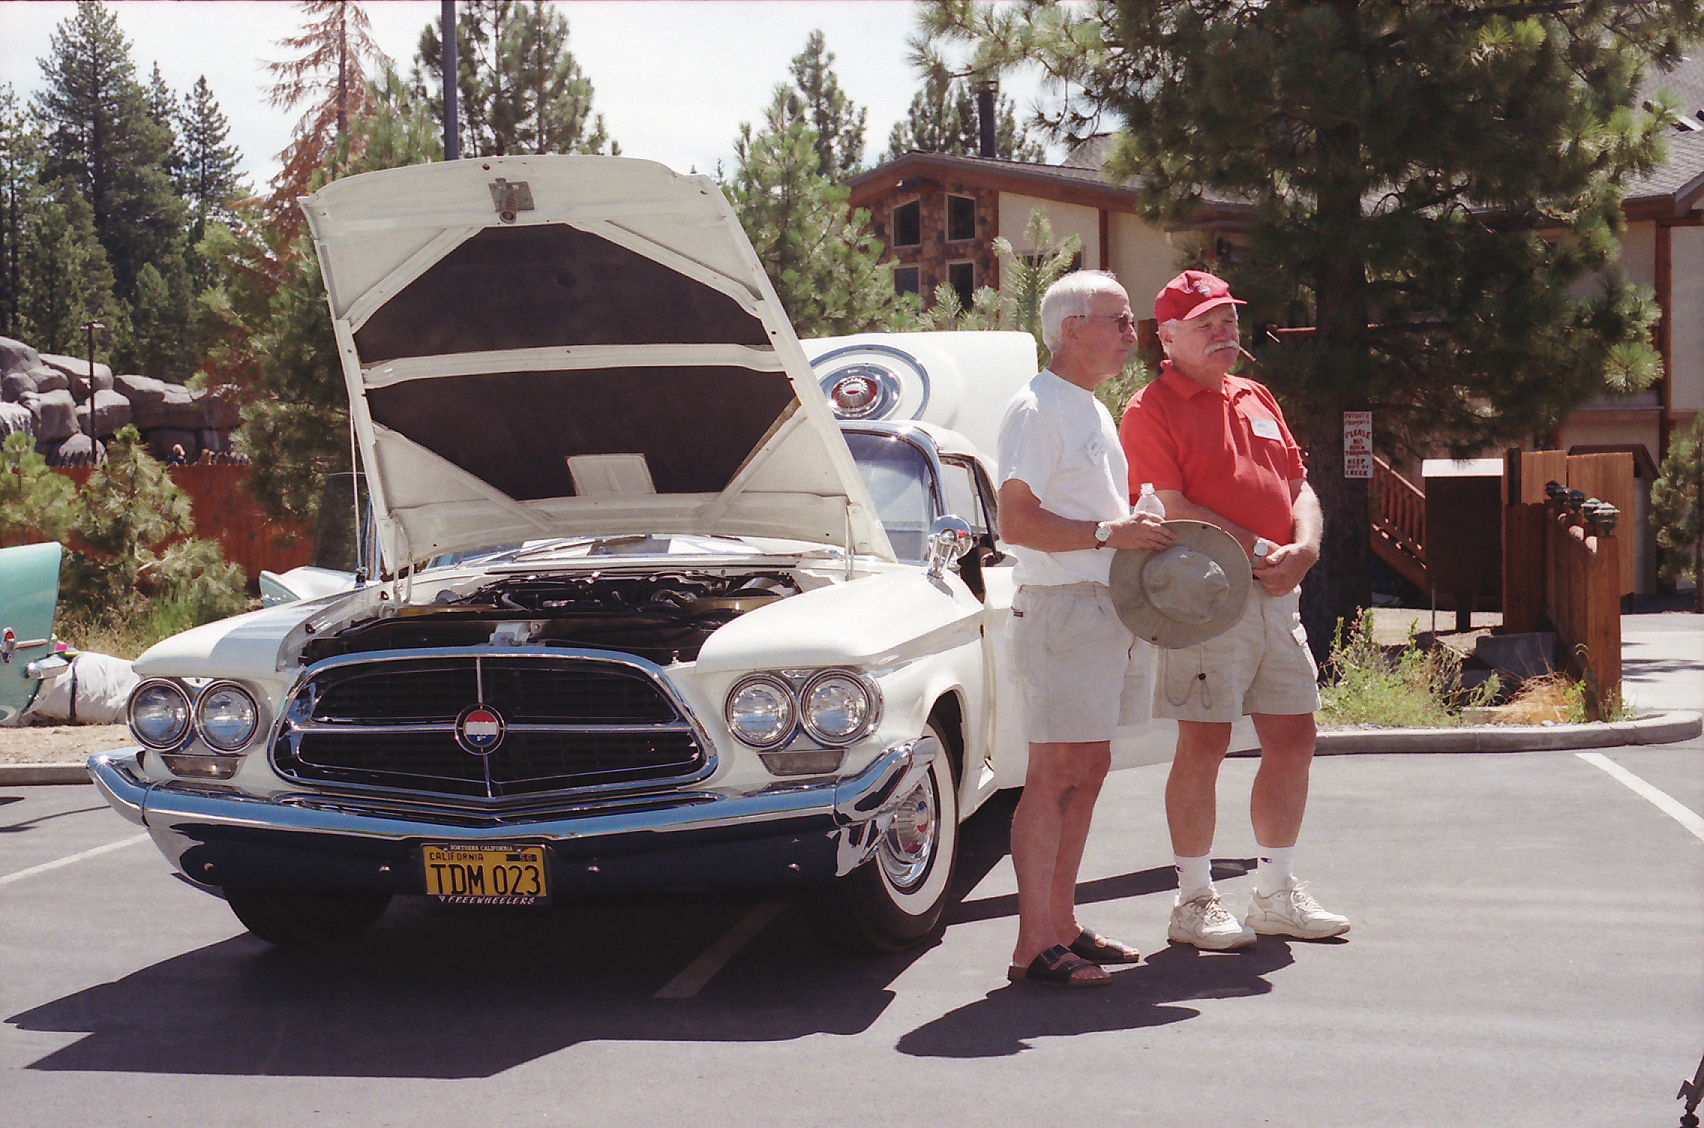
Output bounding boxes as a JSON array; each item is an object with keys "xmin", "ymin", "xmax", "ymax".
[{"xmin": 925, "ymin": 516, "xmax": 973, "ymax": 581}]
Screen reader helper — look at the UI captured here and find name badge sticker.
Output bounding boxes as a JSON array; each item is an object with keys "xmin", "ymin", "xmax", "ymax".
[{"xmin": 1249, "ymin": 417, "xmax": 1282, "ymax": 441}]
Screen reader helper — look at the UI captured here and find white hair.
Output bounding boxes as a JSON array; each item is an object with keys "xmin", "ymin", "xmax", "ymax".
[{"xmin": 1039, "ymin": 270, "xmax": 1127, "ymax": 354}]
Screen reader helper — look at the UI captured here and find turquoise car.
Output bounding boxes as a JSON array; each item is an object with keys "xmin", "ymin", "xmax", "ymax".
[{"xmin": 0, "ymin": 542, "xmax": 70, "ymax": 722}]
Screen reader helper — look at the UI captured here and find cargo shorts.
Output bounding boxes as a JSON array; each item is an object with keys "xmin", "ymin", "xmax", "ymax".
[
  {"xmin": 1012, "ymin": 582, "xmax": 1153, "ymax": 744},
  {"xmin": 1152, "ymin": 587, "xmax": 1321, "ymax": 722}
]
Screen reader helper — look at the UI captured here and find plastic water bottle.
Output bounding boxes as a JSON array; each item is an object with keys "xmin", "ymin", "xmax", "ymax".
[{"xmin": 1134, "ymin": 482, "xmax": 1166, "ymax": 519}]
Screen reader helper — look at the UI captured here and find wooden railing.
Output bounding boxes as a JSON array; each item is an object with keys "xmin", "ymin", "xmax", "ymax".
[
  {"xmin": 1504, "ymin": 449, "xmax": 1624, "ymax": 718},
  {"xmin": 1370, "ymin": 456, "xmax": 1426, "ymax": 591},
  {"xmin": 1544, "ymin": 505, "xmax": 1621, "ymax": 717}
]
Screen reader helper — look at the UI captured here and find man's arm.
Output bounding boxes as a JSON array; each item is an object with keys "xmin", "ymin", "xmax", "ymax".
[
  {"xmin": 997, "ymin": 479, "xmax": 1173, "ymax": 553},
  {"xmin": 1155, "ymin": 481, "xmax": 1320, "ymax": 595}
]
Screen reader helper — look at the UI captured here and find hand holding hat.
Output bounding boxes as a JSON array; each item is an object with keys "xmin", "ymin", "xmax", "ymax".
[{"xmin": 1109, "ymin": 521, "xmax": 1252, "ymax": 648}]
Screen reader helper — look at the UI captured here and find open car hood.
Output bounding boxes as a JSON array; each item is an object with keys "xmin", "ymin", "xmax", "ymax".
[{"xmin": 302, "ymin": 156, "xmax": 890, "ymax": 568}]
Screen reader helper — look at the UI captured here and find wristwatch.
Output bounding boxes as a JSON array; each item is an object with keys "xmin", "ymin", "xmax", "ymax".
[{"xmin": 1093, "ymin": 521, "xmax": 1112, "ymax": 549}]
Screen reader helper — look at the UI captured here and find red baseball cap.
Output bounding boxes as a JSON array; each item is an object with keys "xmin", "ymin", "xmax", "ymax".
[{"xmin": 1154, "ymin": 270, "xmax": 1245, "ymax": 323}]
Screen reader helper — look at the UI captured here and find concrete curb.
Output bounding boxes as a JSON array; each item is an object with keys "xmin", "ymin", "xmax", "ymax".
[
  {"xmin": 1310, "ymin": 709, "xmax": 1702, "ymax": 755},
  {"xmin": 3, "ymin": 711, "xmax": 1698, "ymax": 786},
  {"xmin": 0, "ymin": 763, "xmax": 94, "ymax": 786}
]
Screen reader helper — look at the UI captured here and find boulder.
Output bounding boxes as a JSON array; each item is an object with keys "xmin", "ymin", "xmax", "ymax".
[
  {"xmin": 76, "ymin": 388, "xmax": 132, "ymax": 438},
  {"xmin": 28, "ymin": 364, "xmax": 67, "ymax": 394},
  {"xmin": 0, "ymin": 400, "xmax": 33, "ymax": 438},
  {"xmin": 148, "ymin": 427, "xmax": 200, "ymax": 463},
  {"xmin": 0, "ymin": 337, "xmax": 42, "ymax": 376},
  {"xmin": 116, "ymin": 372, "xmax": 204, "ymax": 429},
  {"xmin": 39, "ymin": 352, "xmax": 114, "ymax": 397},
  {"xmin": 1, "ymin": 370, "xmax": 36, "ymax": 400},
  {"xmin": 34, "ymin": 388, "xmax": 78, "ymax": 442},
  {"xmin": 39, "ymin": 431, "xmax": 104, "ymax": 466},
  {"xmin": 198, "ymin": 384, "xmax": 242, "ymax": 430}
]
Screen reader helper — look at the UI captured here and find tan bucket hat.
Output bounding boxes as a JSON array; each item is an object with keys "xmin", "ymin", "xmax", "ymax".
[{"xmin": 1109, "ymin": 520, "xmax": 1252, "ymax": 648}]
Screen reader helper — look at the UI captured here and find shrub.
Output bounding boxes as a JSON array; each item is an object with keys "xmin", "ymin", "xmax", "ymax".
[{"xmin": 1318, "ymin": 609, "xmax": 1499, "ymax": 728}]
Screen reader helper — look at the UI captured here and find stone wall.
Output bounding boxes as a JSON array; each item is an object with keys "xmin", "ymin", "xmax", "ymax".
[{"xmin": 0, "ymin": 336, "xmax": 244, "ymax": 466}]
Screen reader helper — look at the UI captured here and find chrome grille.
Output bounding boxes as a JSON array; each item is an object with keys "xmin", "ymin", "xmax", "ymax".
[{"xmin": 273, "ymin": 653, "xmax": 705, "ymax": 800}]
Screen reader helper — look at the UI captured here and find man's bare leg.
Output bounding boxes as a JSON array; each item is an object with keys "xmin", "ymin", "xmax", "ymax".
[{"xmin": 1011, "ymin": 740, "xmax": 1111, "ymax": 979}]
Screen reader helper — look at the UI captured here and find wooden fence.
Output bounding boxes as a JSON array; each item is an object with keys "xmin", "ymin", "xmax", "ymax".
[
  {"xmin": 52, "ymin": 464, "xmax": 314, "ymax": 588},
  {"xmin": 1503, "ymin": 449, "xmax": 1624, "ymax": 718}
]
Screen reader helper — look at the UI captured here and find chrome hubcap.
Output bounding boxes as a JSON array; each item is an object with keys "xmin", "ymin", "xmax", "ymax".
[{"xmin": 877, "ymin": 774, "xmax": 937, "ymax": 890}]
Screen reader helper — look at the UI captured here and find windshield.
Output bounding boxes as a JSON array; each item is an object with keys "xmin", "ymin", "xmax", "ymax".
[{"xmin": 843, "ymin": 431, "xmax": 937, "ymax": 560}]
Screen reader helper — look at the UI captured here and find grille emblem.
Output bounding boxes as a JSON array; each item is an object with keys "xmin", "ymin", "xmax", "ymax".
[{"xmin": 456, "ymin": 704, "xmax": 506, "ymax": 755}]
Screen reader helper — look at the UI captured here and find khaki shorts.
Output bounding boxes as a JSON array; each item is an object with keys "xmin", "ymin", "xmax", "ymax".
[
  {"xmin": 1153, "ymin": 588, "xmax": 1321, "ymax": 722},
  {"xmin": 1013, "ymin": 583, "xmax": 1153, "ymax": 744}
]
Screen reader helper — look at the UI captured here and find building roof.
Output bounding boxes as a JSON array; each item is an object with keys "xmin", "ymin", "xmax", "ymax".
[{"xmin": 850, "ymin": 56, "xmax": 1704, "ymax": 227}]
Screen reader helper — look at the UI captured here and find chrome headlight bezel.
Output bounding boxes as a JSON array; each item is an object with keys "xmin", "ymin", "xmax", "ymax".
[
  {"xmin": 799, "ymin": 670, "xmax": 879, "ymax": 745},
  {"xmin": 724, "ymin": 673, "xmax": 797, "ymax": 748},
  {"xmin": 128, "ymin": 679, "xmax": 194, "ymax": 751},
  {"xmin": 194, "ymin": 681, "xmax": 261, "ymax": 753}
]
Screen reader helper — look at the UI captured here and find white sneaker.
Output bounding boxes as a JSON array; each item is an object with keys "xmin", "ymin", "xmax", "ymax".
[
  {"xmin": 1168, "ymin": 892, "xmax": 1257, "ymax": 950},
  {"xmin": 1244, "ymin": 881, "xmax": 1351, "ymax": 939}
]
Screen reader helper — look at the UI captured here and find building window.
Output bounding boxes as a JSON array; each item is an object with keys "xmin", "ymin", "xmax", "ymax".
[
  {"xmin": 947, "ymin": 261, "xmax": 975, "ymax": 307},
  {"xmin": 946, "ymin": 195, "xmax": 975, "ymax": 242},
  {"xmin": 894, "ymin": 265, "xmax": 920, "ymax": 297},
  {"xmin": 893, "ymin": 200, "xmax": 921, "ymax": 247}
]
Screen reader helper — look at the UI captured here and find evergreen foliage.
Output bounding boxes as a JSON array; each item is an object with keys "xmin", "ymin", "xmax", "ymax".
[
  {"xmin": 1651, "ymin": 412, "xmax": 1704, "ymax": 611},
  {"xmin": 724, "ymin": 44, "xmax": 911, "ymax": 338},
  {"xmin": 777, "ymin": 30, "xmax": 868, "ymax": 181},
  {"xmin": 55, "ymin": 425, "xmax": 246, "ymax": 628},
  {"xmin": 265, "ymin": 0, "xmax": 385, "ymax": 243},
  {"xmin": 0, "ymin": 432, "xmax": 78, "ymax": 547},
  {"xmin": 884, "ymin": 71, "xmax": 1046, "ymax": 162},
  {"xmin": 32, "ymin": 2, "xmax": 187, "ymax": 315},
  {"xmin": 920, "ymin": 0, "xmax": 1700, "ymax": 650},
  {"xmin": 414, "ymin": 0, "xmax": 614, "ymax": 157}
]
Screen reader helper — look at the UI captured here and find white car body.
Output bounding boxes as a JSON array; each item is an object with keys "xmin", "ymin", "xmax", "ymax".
[{"xmin": 88, "ymin": 156, "xmax": 1231, "ymax": 952}]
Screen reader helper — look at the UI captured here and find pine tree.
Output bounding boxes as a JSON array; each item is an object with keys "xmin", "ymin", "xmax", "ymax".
[
  {"xmin": 177, "ymin": 77, "xmax": 244, "ymax": 241},
  {"xmin": 775, "ymin": 31, "xmax": 867, "ymax": 181},
  {"xmin": 14, "ymin": 184, "xmax": 121, "ymax": 356},
  {"xmin": 31, "ymin": 1, "xmax": 186, "ymax": 308},
  {"xmin": 922, "ymin": 0, "xmax": 1700, "ymax": 651},
  {"xmin": 415, "ymin": 0, "xmax": 613, "ymax": 158},
  {"xmin": 1651, "ymin": 412, "xmax": 1704, "ymax": 612},
  {"xmin": 265, "ymin": 0, "xmax": 385, "ymax": 241},
  {"xmin": 724, "ymin": 97, "xmax": 911, "ymax": 338},
  {"xmin": 884, "ymin": 71, "xmax": 1046, "ymax": 162},
  {"xmin": 0, "ymin": 85, "xmax": 45, "ymax": 338}
]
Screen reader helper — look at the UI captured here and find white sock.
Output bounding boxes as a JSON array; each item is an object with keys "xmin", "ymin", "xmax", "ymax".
[
  {"xmin": 1255, "ymin": 846, "xmax": 1295, "ymax": 897},
  {"xmin": 1175, "ymin": 853, "xmax": 1213, "ymax": 901}
]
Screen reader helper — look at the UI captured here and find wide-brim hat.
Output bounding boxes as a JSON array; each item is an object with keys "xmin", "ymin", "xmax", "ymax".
[{"xmin": 1109, "ymin": 520, "xmax": 1252, "ymax": 649}]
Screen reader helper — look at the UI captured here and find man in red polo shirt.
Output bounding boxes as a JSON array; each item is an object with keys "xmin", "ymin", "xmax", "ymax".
[{"xmin": 1118, "ymin": 269, "xmax": 1350, "ymax": 950}]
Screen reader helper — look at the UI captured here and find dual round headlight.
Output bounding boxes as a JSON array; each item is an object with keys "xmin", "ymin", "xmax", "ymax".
[
  {"xmin": 725, "ymin": 670, "xmax": 877, "ymax": 748},
  {"xmin": 128, "ymin": 679, "xmax": 261, "ymax": 753}
]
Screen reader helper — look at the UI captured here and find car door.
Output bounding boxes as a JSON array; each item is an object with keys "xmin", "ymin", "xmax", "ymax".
[{"xmin": 0, "ymin": 542, "xmax": 64, "ymax": 722}]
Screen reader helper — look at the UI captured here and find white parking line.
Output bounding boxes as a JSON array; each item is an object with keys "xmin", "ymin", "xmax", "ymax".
[
  {"xmin": 0, "ymin": 832, "xmax": 150, "ymax": 889},
  {"xmin": 1577, "ymin": 752, "xmax": 1704, "ymax": 843},
  {"xmin": 652, "ymin": 901, "xmax": 785, "ymax": 999}
]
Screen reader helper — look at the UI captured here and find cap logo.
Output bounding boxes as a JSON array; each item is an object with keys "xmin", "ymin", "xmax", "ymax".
[{"xmin": 1193, "ymin": 279, "xmax": 1216, "ymax": 296}]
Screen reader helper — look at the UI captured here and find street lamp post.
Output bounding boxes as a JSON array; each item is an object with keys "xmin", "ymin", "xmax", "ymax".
[{"xmin": 80, "ymin": 319, "xmax": 106, "ymax": 441}]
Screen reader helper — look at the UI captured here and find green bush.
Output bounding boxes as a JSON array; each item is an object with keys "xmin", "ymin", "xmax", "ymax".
[
  {"xmin": 7, "ymin": 426, "xmax": 248, "ymax": 656},
  {"xmin": 1318, "ymin": 609, "xmax": 1499, "ymax": 728}
]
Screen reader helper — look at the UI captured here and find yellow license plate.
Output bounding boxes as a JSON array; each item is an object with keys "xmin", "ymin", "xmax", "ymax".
[{"xmin": 422, "ymin": 844, "xmax": 550, "ymax": 905}]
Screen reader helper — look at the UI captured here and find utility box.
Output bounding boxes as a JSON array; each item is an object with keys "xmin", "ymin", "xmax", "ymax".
[{"xmin": 1424, "ymin": 458, "xmax": 1503, "ymax": 631}]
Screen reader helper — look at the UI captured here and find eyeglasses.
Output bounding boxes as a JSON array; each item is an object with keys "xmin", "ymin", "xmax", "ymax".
[{"xmin": 1071, "ymin": 313, "xmax": 1137, "ymax": 331}]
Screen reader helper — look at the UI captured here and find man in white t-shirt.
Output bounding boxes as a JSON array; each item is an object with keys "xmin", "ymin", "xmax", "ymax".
[{"xmin": 995, "ymin": 271, "xmax": 1174, "ymax": 987}]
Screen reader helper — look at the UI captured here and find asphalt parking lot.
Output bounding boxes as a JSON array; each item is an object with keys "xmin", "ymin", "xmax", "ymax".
[{"xmin": 4, "ymin": 736, "xmax": 1700, "ymax": 1128}]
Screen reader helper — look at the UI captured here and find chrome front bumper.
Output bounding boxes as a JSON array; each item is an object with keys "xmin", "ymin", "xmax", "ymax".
[{"xmin": 87, "ymin": 738, "xmax": 938, "ymax": 897}]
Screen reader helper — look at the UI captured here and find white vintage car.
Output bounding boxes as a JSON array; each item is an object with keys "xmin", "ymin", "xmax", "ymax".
[{"xmin": 88, "ymin": 156, "xmax": 1189, "ymax": 953}]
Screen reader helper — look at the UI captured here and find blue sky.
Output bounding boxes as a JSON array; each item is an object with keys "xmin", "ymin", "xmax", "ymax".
[{"xmin": 1, "ymin": 1, "xmax": 1057, "ymax": 188}]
